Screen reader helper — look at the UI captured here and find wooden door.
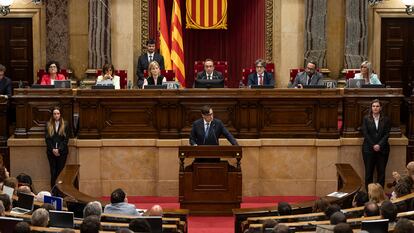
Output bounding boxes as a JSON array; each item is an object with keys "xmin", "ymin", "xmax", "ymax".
[
  {"xmin": 0, "ymin": 18, "xmax": 33, "ymax": 86},
  {"xmin": 381, "ymin": 18, "xmax": 414, "ymax": 97}
]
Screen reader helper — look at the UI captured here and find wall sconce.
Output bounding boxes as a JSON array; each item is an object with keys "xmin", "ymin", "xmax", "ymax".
[
  {"xmin": 401, "ymin": 0, "xmax": 414, "ymax": 15},
  {"xmin": 0, "ymin": 0, "xmax": 14, "ymax": 16}
]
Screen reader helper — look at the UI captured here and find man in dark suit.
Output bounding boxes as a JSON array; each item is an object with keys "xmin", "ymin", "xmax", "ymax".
[
  {"xmin": 290, "ymin": 61, "xmax": 324, "ymax": 88},
  {"xmin": 247, "ymin": 59, "xmax": 275, "ymax": 87},
  {"xmin": 196, "ymin": 59, "xmax": 223, "ymax": 80},
  {"xmin": 0, "ymin": 64, "xmax": 12, "ymax": 98},
  {"xmin": 136, "ymin": 39, "xmax": 165, "ymax": 88},
  {"xmin": 190, "ymin": 105, "xmax": 238, "ymax": 146}
]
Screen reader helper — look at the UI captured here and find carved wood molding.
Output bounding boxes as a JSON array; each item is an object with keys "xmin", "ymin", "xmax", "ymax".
[
  {"xmin": 265, "ymin": 0, "xmax": 273, "ymax": 61},
  {"xmin": 141, "ymin": 0, "xmax": 149, "ymax": 51}
]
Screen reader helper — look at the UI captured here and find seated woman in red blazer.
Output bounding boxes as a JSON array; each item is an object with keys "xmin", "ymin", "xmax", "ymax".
[{"xmin": 40, "ymin": 61, "xmax": 66, "ymax": 85}]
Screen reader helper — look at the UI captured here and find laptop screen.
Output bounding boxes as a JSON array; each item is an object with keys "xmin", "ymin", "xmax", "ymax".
[
  {"xmin": 2, "ymin": 185, "xmax": 14, "ymax": 201},
  {"xmin": 49, "ymin": 210, "xmax": 74, "ymax": 228},
  {"xmin": 0, "ymin": 217, "xmax": 23, "ymax": 233},
  {"xmin": 16, "ymin": 192, "xmax": 34, "ymax": 211},
  {"xmin": 54, "ymin": 80, "xmax": 71, "ymax": 88},
  {"xmin": 43, "ymin": 196, "xmax": 63, "ymax": 211}
]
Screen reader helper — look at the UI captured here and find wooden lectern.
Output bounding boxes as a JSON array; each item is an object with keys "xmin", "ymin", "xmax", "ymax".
[{"xmin": 178, "ymin": 145, "xmax": 242, "ymax": 215}]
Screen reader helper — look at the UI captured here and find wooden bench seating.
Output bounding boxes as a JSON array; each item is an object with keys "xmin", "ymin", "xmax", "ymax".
[{"xmin": 233, "ymin": 163, "xmax": 362, "ymax": 233}]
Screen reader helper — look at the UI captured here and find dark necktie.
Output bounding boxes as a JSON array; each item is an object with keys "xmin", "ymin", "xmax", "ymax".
[
  {"xmin": 307, "ymin": 75, "xmax": 312, "ymax": 85},
  {"xmin": 149, "ymin": 55, "xmax": 153, "ymax": 62},
  {"xmin": 259, "ymin": 74, "xmax": 263, "ymax": 85},
  {"xmin": 204, "ymin": 123, "xmax": 210, "ymax": 139}
]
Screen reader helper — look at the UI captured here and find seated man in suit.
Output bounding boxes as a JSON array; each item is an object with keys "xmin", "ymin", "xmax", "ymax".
[
  {"xmin": 196, "ymin": 59, "xmax": 223, "ymax": 80},
  {"xmin": 190, "ymin": 105, "xmax": 238, "ymax": 146},
  {"xmin": 290, "ymin": 61, "xmax": 324, "ymax": 88},
  {"xmin": 247, "ymin": 59, "xmax": 275, "ymax": 87},
  {"xmin": 136, "ymin": 39, "xmax": 165, "ymax": 88}
]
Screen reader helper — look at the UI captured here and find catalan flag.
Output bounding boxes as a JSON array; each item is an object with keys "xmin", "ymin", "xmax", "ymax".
[
  {"xmin": 158, "ymin": 0, "xmax": 172, "ymax": 70},
  {"xmin": 186, "ymin": 0, "xmax": 227, "ymax": 29},
  {"xmin": 171, "ymin": 0, "xmax": 185, "ymax": 85}
]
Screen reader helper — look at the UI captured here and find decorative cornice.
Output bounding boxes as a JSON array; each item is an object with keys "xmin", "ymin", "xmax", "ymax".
[
  {"xmin": 265, "ymin": 0, "xmax": 273, "ymax": 62},
  {"xmin": 141, "ymin": 0, "xmax": 149, "ymax": 51}
]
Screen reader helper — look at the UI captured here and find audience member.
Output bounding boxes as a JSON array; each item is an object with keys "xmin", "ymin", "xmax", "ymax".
[
  {"xmin": 290, "ymin": 61, "xmax": 324, "ymax": 88},
  {"xmin": 392, "ymin": 178, "xmax": 412, "ymax": 200},
  {"xmin": 0, "ymin": 193, "xmax": 11, "ymax": 211},
  {"xmin": 17, "ymin": 185, "xmax": 33, "ymax": 195},
  {"xmin": 35, "ymin": 191, "xmax": 51, "ymax": 202},
  {"xmin": 31, "ymin": 208, "xmax": 49, "ymax": 227},
  {"xmin": 104, "ymin": 188, "xmax": 139, "ymax": 216},
  {"xmin": 16, "ymin": 173, "xmax": 34, "ymax": 192},
  {"xmin": 313, "ymin": 197, "xmax": 330, "ymax": 213},
  {"xmin": 145, "ymin": 204, "xmax": 163, "ymax": 216},
  {"xmin": 115, "ymin": 229, "xmax": 133, "ymax": 233},
  {"xmin": 324, "ymin": 204, "xmax": 341, "ymax": 219},
  {"xmin": 13, "ymin": 222, "xmax": 30, "ymax": 233},
  {"xmin": 4, "ymin": 177, "xmax": 18, "ymax": 190},
  {"xmin": 80, "ymin": 215, "xmax": 101, "ymax": 233},
  {"xmin": 41, "ymin": 203, "xmax": 56, "ymax": 211},
  {"xmin": 0, "ymin": 201, "xmax": 5, "ymax": 216},
  {"xmin": 330, "ymin": 212, "xmax": 346, "ymax": 225},
  {"xmin": 84, "ymin": 201, "xmax": 103, "ymax": 218},
  {"xmin": 380, "ymin": 200, "xmax": 397, "ymax": 226},
  {"xmin": 263, "ymin": 219, "xmax": 278, "ymax": 229},
  {"xmin": 278, "ymin": 202, "xmax": 292, "ymax": 216},
  {"xmin": 352, "ymin": 190, "xmax": 369, "ymax": 207},
  {"xmin": 394, "ymin": 218, "xmax": 414, "ymax": 233},
  {"xmin": 0, "ymin": 165, "xmax": 8, "ymax": 186},
  {"xmin": 196, "ymin": 59, "xmax": 223, "ymax": 80},
  {"xmin": 333, "ymin": 223, "xmax": 352, "ymax": 233},
  {"xmin": 272, "ymin": 224, "xmax": 289, "ymax": 233},
  {"xmin": 364, "ymin": 201, "xmax": 380, "ymax": 217},
  {"xmin": 129, "ymin": 218, "xmax": 151, "ymax": 233},
  {"xmin": 40, "ymin": 61, "xmax": 66, "ymax": 85},
  {"xmin": 368, "ymin": 183, "xmax": 387, "ymax": 204}
]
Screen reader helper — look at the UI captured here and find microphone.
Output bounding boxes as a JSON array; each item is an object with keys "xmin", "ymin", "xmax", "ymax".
[
  {"xmin": 211, "ymin": 123, "xmax": 218, "ymax": 145},
  {"xmin": 50, "ymin": 180, "xmax": 63, "ymax": 196}
]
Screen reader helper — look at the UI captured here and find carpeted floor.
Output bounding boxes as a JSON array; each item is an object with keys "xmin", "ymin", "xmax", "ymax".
[{"xmin": 102, "ymin": 196, "xmax": 318, "ymax": 233}]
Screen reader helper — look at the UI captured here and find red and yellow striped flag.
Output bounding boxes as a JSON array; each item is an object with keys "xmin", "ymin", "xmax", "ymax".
[
  {"xmin": 186, "ymin": 0, "xmax": 227, "ymax": 29},
  {"xmin": 171, "ymin": 0, "xmax": 185, "ymax": 85},
  {"xmin": 158, "ymin": 0, "xmax": 172, "ymax": 70}
]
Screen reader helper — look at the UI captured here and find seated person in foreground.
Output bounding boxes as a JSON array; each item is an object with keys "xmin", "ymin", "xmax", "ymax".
[
  {"xmin": 353, "ymin": 61, "xmax": 381, "ymax": 84},
  {"xmin": 247, "ymin": 59, "xmax": 274, "ymax": 87},
  {"xmin": 143, "ymin": 61, "xmax": 166, "ymax": 89},
  {"xmin": 96, "ymin": 63, "xmax": 121, "ymax": 89},
  {"xmin": 196, "ymin": 59, "xmax": 223, "ymax": 80},
  {"xmin": 189, "ymin": 105, "xmax": 238, "ymax": 146},
  {"xmin": 40, "ymin": 61, "xmax": 66, "ymax": 85},
  {"xmin": 290, "ymin": 61, "xmax": 324, "ymax": 88},
  {"xmin": 104, "ymin": 188, "xmax": 140, "ymax": 216}
]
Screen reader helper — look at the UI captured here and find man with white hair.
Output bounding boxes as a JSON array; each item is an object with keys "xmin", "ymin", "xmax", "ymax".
[{"xmin": 84, "ymin": 201, "xmax": 102, "ymax": 219}]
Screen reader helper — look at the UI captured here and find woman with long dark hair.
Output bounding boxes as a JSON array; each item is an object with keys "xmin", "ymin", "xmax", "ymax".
[
  {"xmin": 361, "ymin": 99, "xmax": 391, "ymax": 189},
  {"xmin": 45, "ymin": 106, "xmax": 70, "ymax": 189}
]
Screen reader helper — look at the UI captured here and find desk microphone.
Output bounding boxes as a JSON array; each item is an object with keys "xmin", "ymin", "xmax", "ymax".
[
  {"xmin": 50, "ymin": 180, "xmax": 63, "ymax": 195},
  {"xmin": 211, "ymin": 123, "xmax": 218, "ymax": 145}
]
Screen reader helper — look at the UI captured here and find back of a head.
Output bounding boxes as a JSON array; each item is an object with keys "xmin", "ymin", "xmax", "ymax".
[
  {"xmin": 324, "ymin": 204, "xmax": 341, "ymax": 219},
  {"xmin": 333, "ymin": 223, "xmax": 353, "ymax": 233},
  {"xmin": 313, "ymin": 197, "xmax": 329, "ymax": 212},
  {"xmin": 364, "ymin": 201, "xmax": 380, "ymax": 217},
  {"xmin": 330, "ymin": 212, "xmax": 347, "ymax": 225},
  {"xmin": 13, "ymin": 222, "xmax": 30, "ymax": 233},
  {"xmin": 394, "ymin": 218, "xmax": 414, "ymax": 233},
  {"xmin": 35, "ymin": 191, "xmax": 51, "ymax": 202},
  {"xmin": 380, "ymin": 200, "xmax": 397, "ymax": 222},
  {"xmin": 395, "ymin": 179, "xmax": 412, "ymax": 198},
  {"xmin": 146, "ymin": 204, "xmax": 163, "ymax": 216},
  {"xmin": 81, "ymin": 215, "xmax": 101, "ymax": 233},
  {"xmin": 4, "ymin": 177, "xmax": 18, "ymax": 189},
  {"xmin": 31, "ymin": 208, "xmax": 49, "ymax": 227},
  {"xmin": 278, "ymin": 202, "xmax": 292, "ymax": 216},
  {"xmin": 129, "ymin": 218, "xmax": 151, "ymax": 233},
  {"xmin": 16, "ymin": 173, "xmax": 33, "ymax": 187},
  {"xmin": 115, "ymin": 228, "xmax": 133, "ymax": 233},
  {"xmin": 407, "ymin": 161, "xmax": 414, "ymax": 176},
  {"xmin": 17, "ymin": 186, "xmax": 32, "ymax": 195},
  {"xmin": 0, "ymin": 193, "xmax": 11, "ymax": 211},
  {"xmin": 83, "ymin": 201, "xmax": 102, "ymax": 218},
  {"xmin": 263, "ymin": 219, "xmax": 278, "ymax": 229},
  {"xmin": 272, "ymin": 224, "xmax": 289, "ymax": 233},
  {"xmin": 41, "ymin": 203, "xmax": 56, "ymax": 211},
  {"xmin": 111, "ymin": 188, "xmax": 126, "ymax": 204},
  {"xmin": 368, "ymin": 183, "xmax": 387, "ymax": 203}
]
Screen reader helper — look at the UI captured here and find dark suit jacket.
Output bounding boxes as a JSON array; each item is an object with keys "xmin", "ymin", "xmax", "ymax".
[
  {"xmin": 189, "ymin": 118, "xmax": 238, "ymax": 146},
  {"xmin": 136, "ymin": 53, "xmax": 165, "ymax": 86},
  {"xmin": 247, "ymin": 71, "xmax": 274, "ymax": 87},
  {"xmin": 196, "ymin": 70, "xmax": 223, "ymax": 80},
  {"xmin": 45, "ymin": 121, "xmax": 71, "ymax": 157},
  {"xmin": 291, "ymin": 71, "xmax": 324, "ymax": 87},
  {"xmin": 361, "ymin": 114, "xmax": 391, "ymax": 155},
  {"xmin": 0, "ymin": 76, "xmax": 12, "ymax": 97}
]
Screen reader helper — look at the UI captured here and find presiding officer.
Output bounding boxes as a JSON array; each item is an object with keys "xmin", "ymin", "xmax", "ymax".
[
  {"xmin": 196, "ymin": 59, "xmax": 223, "ymax": 80},
  {"xmin": 190, "ymin": 105, "xmax": 238, "ymax": 146}
]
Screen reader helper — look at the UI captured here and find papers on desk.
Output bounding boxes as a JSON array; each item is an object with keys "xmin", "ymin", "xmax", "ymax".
[
  {"xmin": 136, "ymin": 209, "xmax": 147, "ymax": 215},
  {"xmin": 327, "ymin": 192, "xmax": 348, "ymax": 198}
]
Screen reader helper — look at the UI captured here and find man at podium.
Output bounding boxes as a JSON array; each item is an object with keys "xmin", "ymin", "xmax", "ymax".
[{"xmin": 189, "ymin": 105, "xmax": 238, "ymax": 146}]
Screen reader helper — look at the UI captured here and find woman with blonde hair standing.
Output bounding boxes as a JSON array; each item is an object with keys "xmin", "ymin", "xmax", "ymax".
[{"xmin": 45, "ymin": 106, "xmax": 70, "ymax": 189}]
